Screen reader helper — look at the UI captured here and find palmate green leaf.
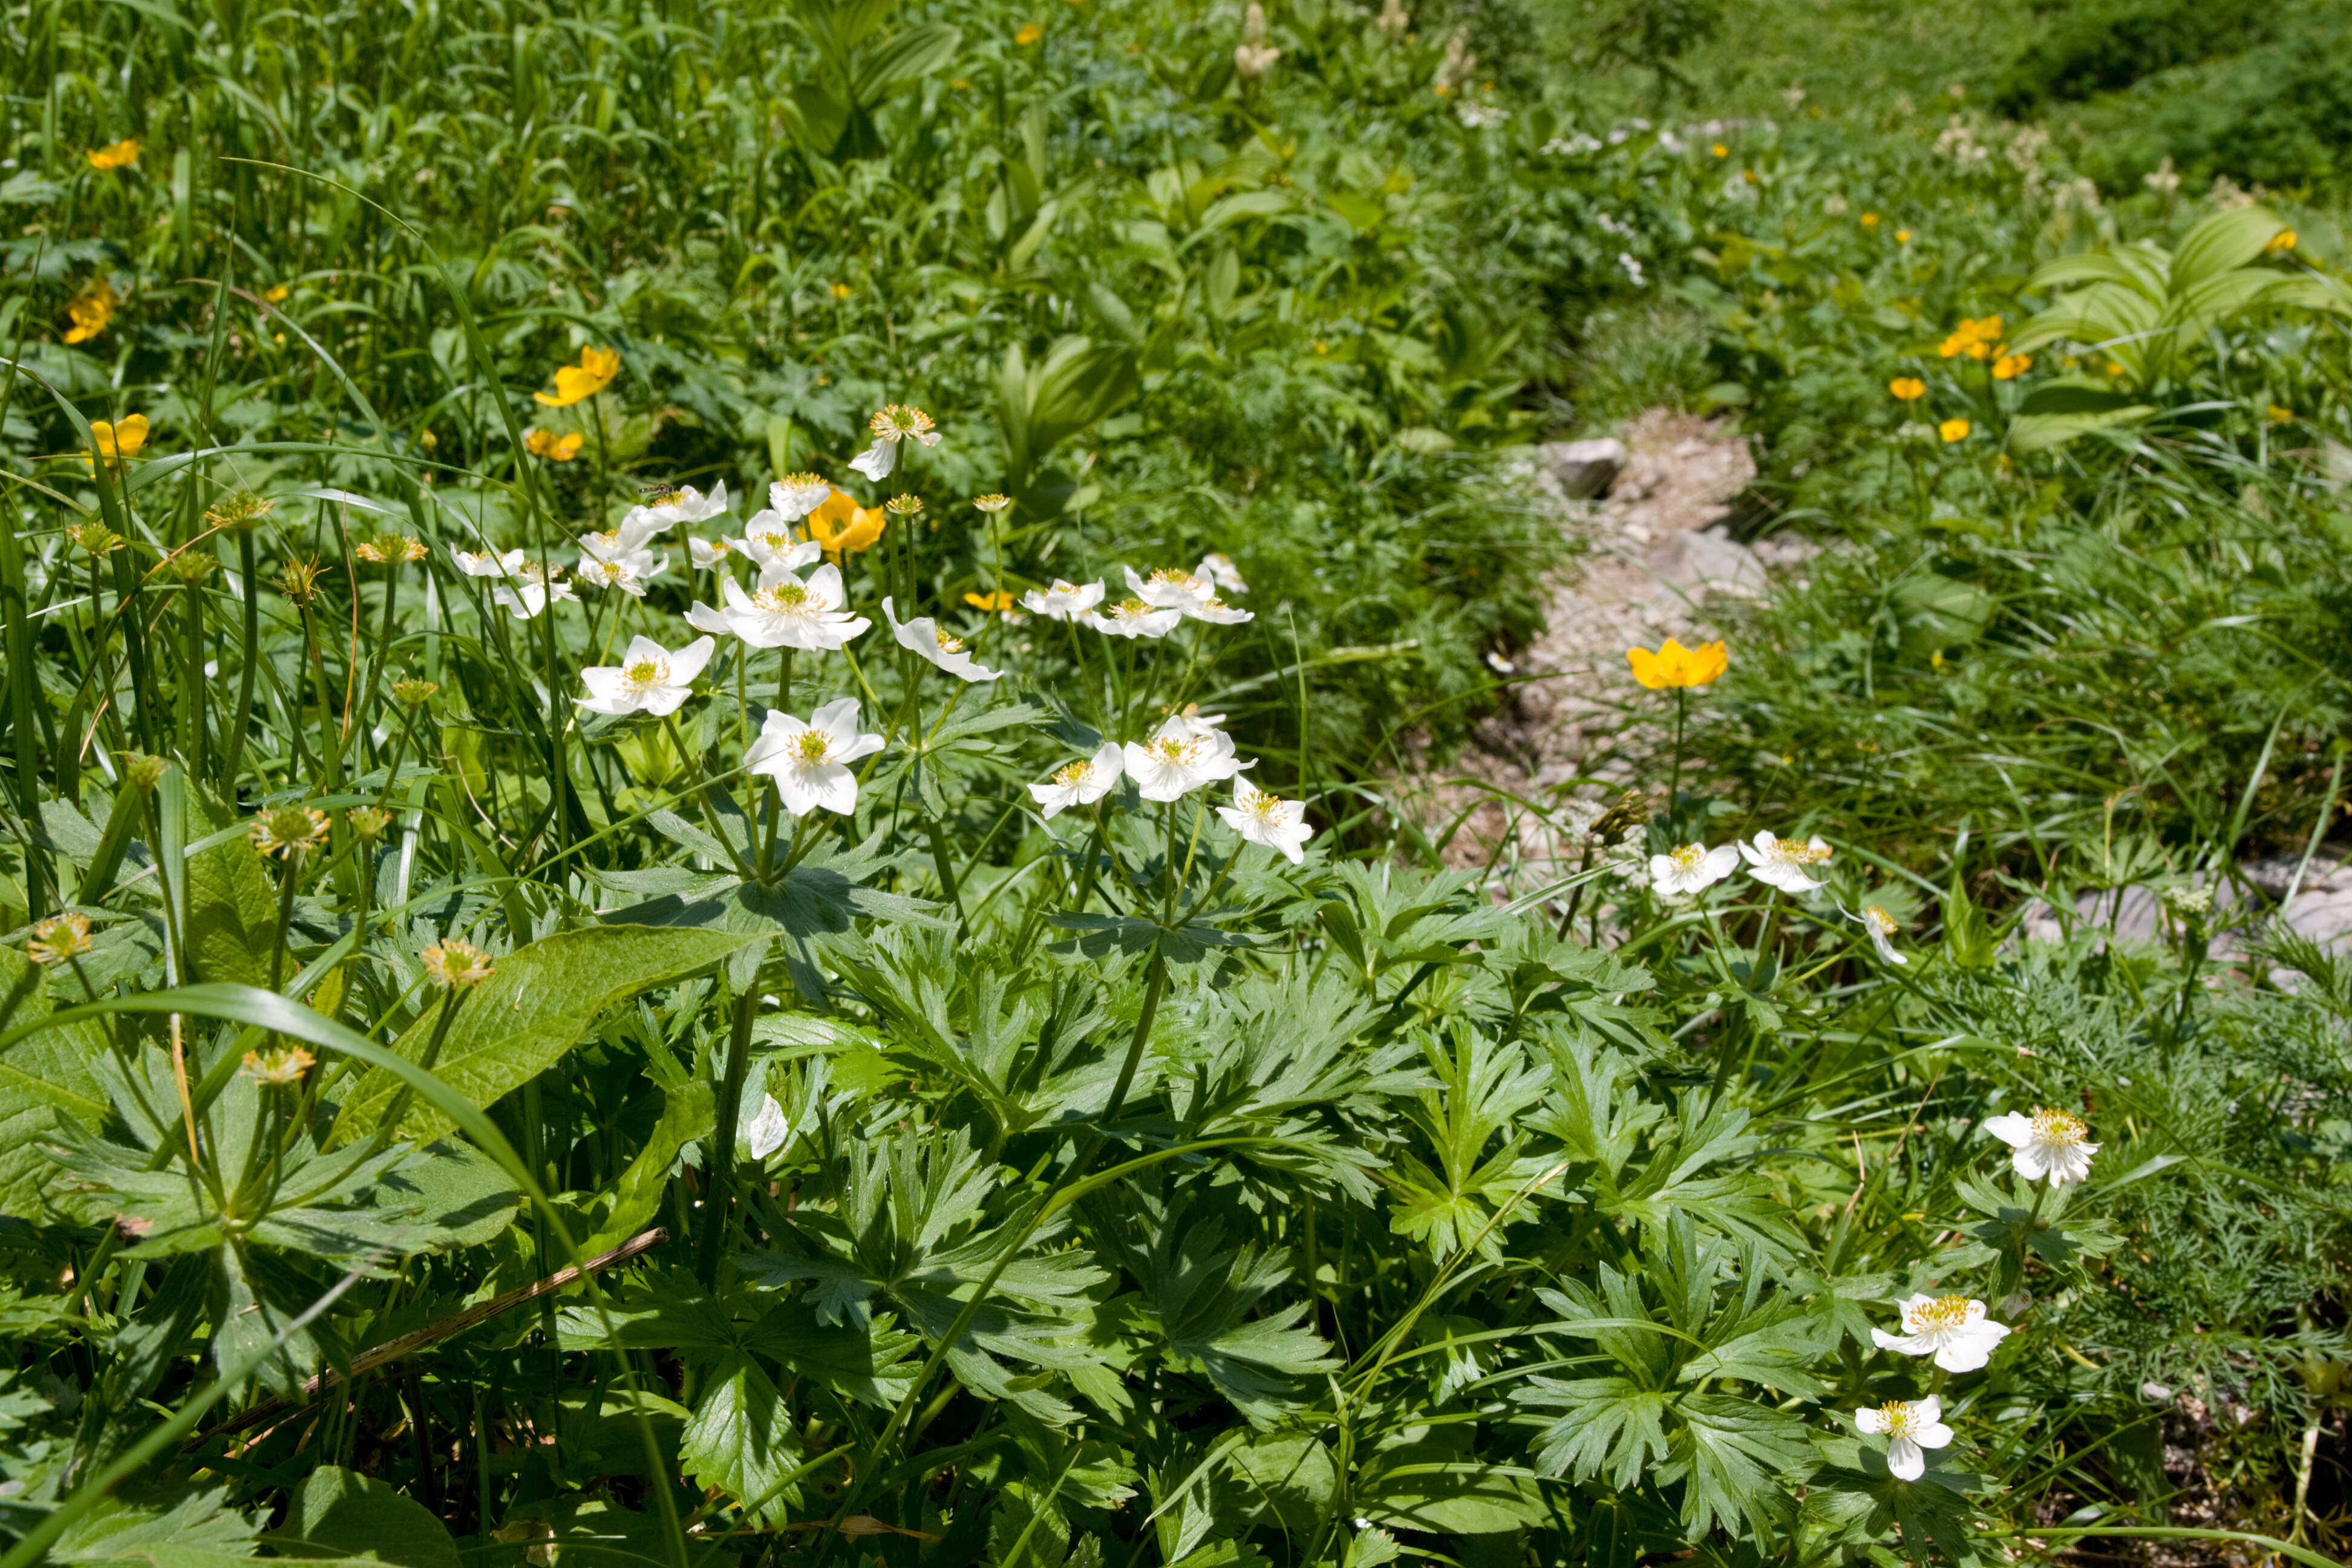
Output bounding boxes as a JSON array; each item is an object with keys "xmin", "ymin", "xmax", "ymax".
[
  {"xmin": 1803, "ymin": 1436, "xmax": 1990, "ymax": 1568},
  {"xmin": 1658, "ymin": 1394, "xmax": 1812, "ymax": 1541},
  {"xmin": 743, "ymin": 1300, "xmax": 920, "ymax": 1409},
  {"xmin": 1386, "ymin": 1026, "xmax": 1547, "ymax": 1262},
  {"xmin": 335, "ymin": 926, "xmax": 755, "ymax": 1140},
  {"xmin": 53, "ymin": 1488, "xmax": 260, "ymax": 1566},
  {"xmin": 1355, "ymin": 1444, "xmax": 1553, "ymax": 1536},
  {"xmin": 678, "ymin": 1353, "xmax": 803, "ymax": 1525},
  {"xmin": 1520, "ymin": 1375, "xmax": 1668, "ymax": 1491}
]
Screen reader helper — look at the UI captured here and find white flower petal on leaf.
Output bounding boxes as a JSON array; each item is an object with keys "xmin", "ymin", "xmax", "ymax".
[
  {"xmin": 1982, "ymin": 1107, "xmax": 2099, "ymax": 1186},
  {"xmin": 744, "ymin": 697, "xmax": 886, "ymax": 817},
  {"xmin": 1021, "ymin": 580, "xmax": 1105, "ymax": 621},
  {"xmin": 742, "ymin": 1094, "xmax": 790, "ymax": 1161},
  {"xmin": 883, "ymin": 597, "xmax": 1002, "ymax": 682},
  {"xmin": 1740, "ymin": 829, "xmax": 1834, "ymax": 892},
  {"xmin": 1855, "ymin": 1396, "xmax": 1952, "ymax": 1481},
  {"xmin": 1216, "ymin": 777, "xmax": 1314, "ymax": 864},
  {"xmin": 1122, "ymin": 717, "xmax": 1250, "ymax": 802},
  {"xmin": 1029, "ymin": 743, "xmax": 1125, "ymax": 818},
  {"xmin": 1648, "ymin": 842, "xmax": 1740, "ymax": 897},
  {"xmin": 1870, "ymin": 1294, "xmax": 2011, "ymax": 1373},
  {"xmin": 577, "ymin": 633, "xmax": 713, "ymax": 718}
]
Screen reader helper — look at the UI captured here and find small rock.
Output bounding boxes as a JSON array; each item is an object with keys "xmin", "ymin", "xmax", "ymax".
[
  {"xmin": 1535, "ymin": 437, "xmax": 1627, "ymax": 499},
  {"xmin": 2239, "ymin": 852, "xmax": 2344, "ymax": 901},
  {"xmin": 1645, "ymin": 526, "xmax": 1766, "ymax": 598}
]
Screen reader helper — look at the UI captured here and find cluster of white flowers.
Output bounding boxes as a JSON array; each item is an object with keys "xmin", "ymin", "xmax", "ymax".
[
  {"xmin": 1617, "ymin": 252, "xmax": 1647, "ymax": 287},
  {"xmin": 1028, "ymin": 703, "xmax": 1317, "ymax": 864},
  {"xmin": 1456, "ymin": 100, "xmax": 1509, "ymax": 130},
  {"xmin": 1645, "ymin": 829, "xmax": 1835, "ymax": 900},
  {"xmin": 1020, "ymin": 557, "xmax": 1253, "ymax": 638},
  {"xmin": 1541, "ymin": 132, "xmax": 1602, "ymax": 157}
]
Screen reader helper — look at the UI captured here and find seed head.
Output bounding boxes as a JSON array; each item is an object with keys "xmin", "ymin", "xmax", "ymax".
[
  {"xmin": 347, "ymin": 805, "xmax": 394, "ymax": 842},
  {"xmin": 240, "ymin": 1045, "xmax": 315, "ymax": 1086},
  {"xmin": 354, "ymin": 531, "xmax": 426, "ymax": 565},
  {"xmin": 278, "ymin": 555, "xmax": 329, "ymax": 605},
  {"xmin": 971, "ymin": 493, "xmax": 1013, "ymax": 514},
  {"xmin": 68, "ymin": 522, "xmax": 124, "ymax": 557},
  {"xmin": 204, "ymin": 491, "xmax": 276, "ymax": 532},
  {"xmin": 251, "ymin": 805, "xmax": 330, "ymax": 857},
  {"xmin": 149, "ymin": 550, "xmax": 220, "ymax": 587},
  {"xmin": 420, "ymin": 939, "xmax": 494, "ymax": 990},
  {"xmin": 884, "ymin": 494, "xmax": 924, "ymax": 517},
  {"xmin": 391, "ymin": 679, "xmax": 440, "ymax": 708},
  {"xmin": 120, "ymin": 751, "xmax": 169, "ymax": 792},
  {"xmin": 27, "ymin": 912, "xmax": 93, "ymax": 967}
]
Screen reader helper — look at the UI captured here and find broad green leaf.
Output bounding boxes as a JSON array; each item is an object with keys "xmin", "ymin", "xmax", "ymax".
[
  {"xmin": 581, "ymin": 1081, "xmax": 712, "ymax": 1256},
  {"xmin": 1357, "ymin": 1444, "xmax": 1553, "ymax": 1535},
  {"xmin": 678, "ymin": 1353, "xmax": 802, "ymax": 1525},
  {"xmin": 185, "ymin": 833, "xmax": 278, "ymax": 988},
  {"xmin": 287, "ymin": 1465, "xmax": 463, "ymax": 1568}
]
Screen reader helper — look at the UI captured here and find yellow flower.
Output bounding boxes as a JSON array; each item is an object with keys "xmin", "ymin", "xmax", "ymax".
[
  {"xmin": 1016, "ymin": 21, "xmax": 1043, "ymax": 42},
  {"xmin": 1710, "ymin": 143, "xmax": 1728, "ymax": 157},
  {"xmin": 1937, "ymin": 315, "xmax": 2001, "ymax": 359},
  {"xmin": 965, "ymin": 590, "xmax": 1018, "ymax": 612},
  {"xmin": 263, "ymin": 284, "xmax": 290, "ymax": 304},
  {"xmin": 532, "ymin": 345, "xmax": 618, "ymax": 408},
  {"xmin": 86, "ymin": 139, "xmax": 140, "ymax": 171},
  {"xmin": 63, "ymin": 280, "xmax": 116, "ymax": 345},
  {"xmin": 2267, "ymin": 404, "xmax": 2295, "ymax": 425},
  {"xmin": 2265, "ymin": 228, "xmax": 2296, "ymax": 254},
  {"xmin": 525, "ymin": 427, "xmax": 583, "ymax": 461},
  {"xmin": 1991, "ymin": 351, "xmax": 2031, "ymax": 380},
  {"xmin": 1860, "ymin": 212, "xmax": 1880, "ymax": 227},
  {"xmin": 831, "ymin": 283, "xmax": 853, "ymax": 299},
  {"xmin": 1938, "ymin": 418, "xmax": 1970, "ymax": 442},
  {"xmin": 85, "ymin": 413, "xmax": 149, "ymax": 469},
  {"xmin": 1889, "ymin": 377, "xmax": 1926, "ymax": 400},
  {"xmin": 1895, "ymin": 228, "xmax": 1912, "ymax": 242},
  {"xmin": 803, "ymin": 488, "xmax": 887, "ymax": 558},
  {"xmin": 1626, "ymin": 638, "xmax": 1728, "ymax": 690}
]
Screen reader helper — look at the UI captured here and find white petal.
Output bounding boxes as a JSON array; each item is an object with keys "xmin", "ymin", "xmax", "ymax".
[
  {"xmin": 847, "ymin": 439, "xmax": 896, "ymax": 480},
  {"xmin": 1887, "ymin": 1437, "xmax": 1925, "ymax": 1481},
  {"xmin": 1854, "ymin": 1408, "xmax": 1890, "ymax": 1435}
]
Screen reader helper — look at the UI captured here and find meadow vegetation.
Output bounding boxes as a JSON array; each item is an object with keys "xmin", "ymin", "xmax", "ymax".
[{"xmin": 1, "ymin": 1, "xmax": 2349, "ymax": 1566}]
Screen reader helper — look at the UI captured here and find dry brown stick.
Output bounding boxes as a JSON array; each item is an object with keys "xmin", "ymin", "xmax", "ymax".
[{"xmin": 188, "ymin": 1226, "xmax": 667, "ymax": 1447}]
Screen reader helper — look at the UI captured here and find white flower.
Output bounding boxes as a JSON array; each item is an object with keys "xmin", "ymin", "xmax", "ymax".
[
  {"xmin": 738, "ymin": 518, "xmax": 823, "ymax": 575},
  {"xmin": 1740, "ymin": 829, "xmax": 1834, "ymax": 892},
  {"xmin": 1217, "ymin": 778, "xmax": 1313, "ymax": 864},
  {"xmin": 883, "ymin": 598, "xmax": 1002, "ymax": 682},
  {"xmin": 1125, "ymin": 564, "xmax": 1217, "ymax": 610},
  {"xmin": 1855, "ymin": 1396, "xmax": 1953, "ymax": 1481},
  {"xmin": 575, "ymin": 552, "xmax": 661, "ymax": 597},
  {"xmin": 1029, "ymin": 743, "xmax": 1124, "ymax": 818},
  {"xmin": 1197, "ymin": 552, "xmax": 1248, "ymax": 595},
  {"xmin": 452, "ymin": 545, "xmax": 524, "ymax": 578},
  {"xmin": 1022, "ymin": 579, "xmax": 1105, "ymax": 621},
  {"xmin": 1871, "ymin": 1294, "xmax": 2011, "ymax": 1373},
  {"xmin": 489, "ymin": 563, "xmax": 575, "ymax": 620},
  {"xmin": 1123, "ymin": 717, "xmax": 1250, "ymax": 802},
  {"xmin": 1857, "ymin": 905, "xmax": 1909, "ymax": 965},
  {"xmin": 848, "ymin": 440, "xmax": 898, "ymax": 481},
  {"xmin": 742, "ymin": 1094, "xmax": 790, "ymax": 1161},
  {"xmin": 631, "ymin": 481, "xmax": 730, "ymax": 528},
  {"xmin": 765, "ymin": 474, "xmax": 834, "ymax": 521},
  {"xmin": 685, "ymin": 564, "xmax": 869, "ymax": 651},
  {"xmin": 688, "ymin": 536, "xmax": 737, "ymax": 570},
  {"xmin": 1160, "ymin": 706, "xmax": 1226, "ymax": 739},
  {"xmin": 847, "ymin": 406, "xmax": 940, "ymax": 481},
  {"xmin": 578, "ymin": 634, "xmax": 714, "ymax": 717},
  {"xmin": 1981, "ymin": 1107, "xmax": 2100, "ymax": 1187},
  {"xmin": 1183, "ymin": 595, "xmax": 1253, "ymax": 625},
  {"xmin": 1649, "ymin": 842, "xmax": 1740, "ymax": 897},
  {"xmin": 1092, "ymin": 597, "xmax": 1184, "ymax": 639},
  {"xmin": 744, "ymin": 697, "xmax": 886, "ymax": 817}
]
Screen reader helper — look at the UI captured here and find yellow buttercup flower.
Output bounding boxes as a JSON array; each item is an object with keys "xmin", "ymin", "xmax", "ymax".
[
  {"xmin": 63, "ymin": 280, "xmax": 116, "ymax": 345},
  {"xmin": 1991, "ymin": 351, "xmax": 2031, "ymax": 380},
  {"xmin": 525, "ymin": 427, "xmax": 583, "ymax": 461},
  {"xmin": 1895, "ymin": 228, "xmax": 1912, "ymax": 243},
  {"xmin": 831, "ymin": 283, "xmax": 853, "ymax": 299},
  {"xmin": 803, "ymin": 488, "xmax": 887, "ymax": 558},
  {"xmin": 1015, "ymin": 21, "xmax": 1043, "ymax": 43},
  {"xmin": 1626, "ymin": 638, "xmax": 1728, "ymax": 690},
  {"xmin": 1710, "ymin": 143, "xmax": 1728, "ymax": 157},
  {"xmin": 1860, "ymin": 212, "xmax": 1880, "ymax": 227},
  {"xmin": 263, "ymin": 284, "xmax": 290, "ymax": 304},
  {"xmin": 1938, "ymin": 418, "xmax": 1970, "ymax": 442},
  {"xmin": 1889, "ymin": 377, "xmax": 1926, "ymax": 400},
  {"xmin": 84, "ymin": 413, "xmax": 149, "ymax": 471},
  {"xmin": 533, "ymin": 345, "xmax": 618, "ymax": 408},
  {"xmin": 2267, "ymin": 404, "xmax": 2295, "ymax": 425},
  {"xmin": 1937, "ymin": 316, "xmax": 2001, "ymax": 360},
  {"xmin": 2265, "ymin": 228, "xmax": 2296, "ymax": 254},
  {"xmin": 87, "ymin": 139, "xmax": 140, "ymax": 171},
  {"xmin": 965, "ymin": 590, "xmax": 1018, "ymax": 612}
]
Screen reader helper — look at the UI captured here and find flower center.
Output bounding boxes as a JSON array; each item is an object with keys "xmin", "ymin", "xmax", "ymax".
[
  {"xmin": 2029, "ymin": 1108, "xmax": 2086, "ymax": 1147},
  {"xmin": 624, "ymin": 658, "xmax": 664, "ymax": 687},
  {"xmin": 1246, "ymin": 791, "xmax": 1287, "ymax": 822},
  {"xmin": 1053, "ymin": 761, "xmax": 1093, "ymax": 788},
  {"xmin": 1149, "ymin": 567, "xmax": 1201, "ymax": 592},
  {"xmin": 1865, "ymin": 906, "xmax": 1897, "ymax": 935},
  {"xmin": 1876, "ymin": 1400, "xmax": 1921, "ymax": 1439},
  {"xmin": 935, "ymin": 629, "xmax": 964, "ymax": 655},
  {"xmin": 755, "ymin": 583, "xmax": 813, "ymax": 613},
  {"xmin": 1151, "ymin": 737, "xmax": 1201, "ymax": 765},
  {"xmin": 1111, "ymin": 598, "xmax": 1154, "ymax": 621},
  {"xmin": 793, "ymin": 729, "xmax": 834, "ymax": 765},
  {"xmin": 1908, "ymin": 1295, "xmax": 1972, "ymax": 1333},
  {"xmin": 755, "ymin": 531, "xmax": 792, "ymax": 552},
  {"xmin": 1669, "ymin": 843, "xmax": 1707, "ymax": 871}
]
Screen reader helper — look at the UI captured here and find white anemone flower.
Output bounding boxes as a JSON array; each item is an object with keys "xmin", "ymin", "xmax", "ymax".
[
  {"xmin": 1123, "ymin": 717, "xmax": 1250, "ymax": 802},
  {"xmin": 743, "ymin": 1094, "xmax": 791, "ymax": 1161},
  {"xmin": 1871, "ymin": 1295, "xmax": 2011, "ymax": 1373},
  {"xmin": 1197, "ymin": 552, "xmax": 1249, "ymax": 595},
  {"xmin": 1217, "ymin": 778, "xmax": 1314, "ymax": 864},
  {"xmin": 1125, "ymin": 564, "xmax": 1217, "ymax": 610},
  {"xmin": 632, "ymin": 481, "xmax": 730, "ymax": 528},
  {"xmin": 739, "ymin": 519, "xmax": 823, "ymax": 575},
  {"xmin": 451, "ymin": 545, "xmax": 524, "ymax": 578},
  {"xmin": 848, "ymin": 406, "xmax": 941, "ymax": 481},
  {"xmin": 489, "ymin": 563, "xmax": 575, "ymax": 620},
  {"xmin": 1029, "ymin": 744, "xmax": 1124, "ymax": 818},
  {"xmin": 1650, "ymin": 842, "xmax": 1740, "ymax": 897},
  {"xmin": 1183, "ymin": 595, "xmax": 1254, "ymax": 625},
  {"xmin": 1857, "ymin": 905, "xmax": 1909, "ymax": 965},
  {"xmin": 884, "ymin": 598, "xmax": 1002, "ymax": 682},
  {"xmin": 575, "ymin": 552, "xmax": 661, "ymax": 598},
  {"xmin": 686, "ymin": 564, "xmax": 869, "ymax": 651},
  {"xmin": 1740, "ymin": 829, "xmax": 1834, "ymax": 892},
  {"xmin": 1022, "ymin": 579, "xmax": 1105, "ymax": 621},
  {"xmin": 1855, "ymin": 1396, "xmax": 1953, "ymax": 1481},
  {"xmin": 745, "ymin": 697, "xmax": 886, "ymax": 817},
  {"xmin": 766, "ymin": 473, "xmax": 834, "ymax": 521},
  {"xmin": 1981, "ymin": 1106, "xmax": 2100, "ymax": 1187},
  {"xmin": 1161, "ymin": 706, "xmax": 1226, "ymax": 740},
  {"xmin": 1093, "ymin": 597, "xmax": 1184, "ymax": 639},
  {"xmin": 577, "ymin": 634, "xmax": 713, "ymax": 717},
  {"xmin": 688, "ymin": 536, "xmax": 738, "ymax": 570}
]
